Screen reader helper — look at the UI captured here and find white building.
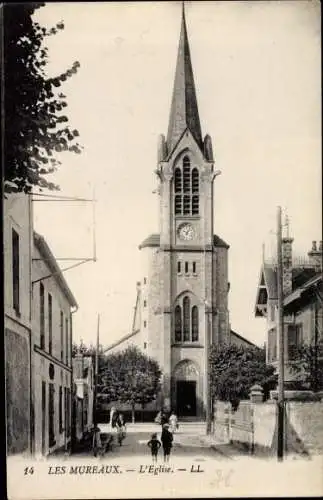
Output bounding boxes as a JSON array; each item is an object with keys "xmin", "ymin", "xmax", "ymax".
[
  {"xmin": 32, "ymin": 231, "xmax": 78, "ymax": 456},
  {"xmin": 4, "ymin": 193, "xmax": 33, "ymax": 455}
]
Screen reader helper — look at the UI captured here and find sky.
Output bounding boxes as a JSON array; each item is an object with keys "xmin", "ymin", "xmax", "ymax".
[{"xmin": 33, "ymin": 1, "xmax": 321, "ymax": 348}]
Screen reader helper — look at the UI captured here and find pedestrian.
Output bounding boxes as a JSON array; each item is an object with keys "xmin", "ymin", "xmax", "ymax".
[
  {"xmin": 116, "ymin": 412, "xmax": 126, "ymax": 446},
  {"xmin": 161, "ymin": 424, "xmax": 173, "ymax": 462},
  {"xmin": 109, "ymin": 406, "xmax": 117, "ymax": 431},
  {"xmin": 111, "ymin": 409, "xmax": 119, "ymax": 429},
  {"xmin": 169, "ymin": 411, "xmax": 178, "ymax": 433},
  {"xmin": 92, "ymin": 425, "xmax": 102, "ymax": 457},
  {"xmin": 147, "ymin": 433, "xmax": 161, "ymax": 462},
  {"xmin": 160, "ymin": 409, "xmax": 169, "ymax": 427},
  {"xmin": 154, "ymin": 410, "xmax": 162, "ymax": 425}
]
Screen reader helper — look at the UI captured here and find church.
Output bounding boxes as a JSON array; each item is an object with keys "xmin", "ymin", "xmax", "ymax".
[{"xmin": 105, "ymin": 5, "xmax": 255, "ymax": 418}]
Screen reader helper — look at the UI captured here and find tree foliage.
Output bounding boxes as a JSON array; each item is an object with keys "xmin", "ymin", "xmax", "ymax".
[
  {"xmin": 3, "ymin": 3, "xmax": 81, "ymax": 193},
  {"xmin": 97, "ymin": 346, "xmax": 162, "ymax": 411},
  {"xmin": 289, "ymin": 341, "xmax": 323, "ymax": 392},
  {"xmin": 71, "ymin": 342, "xmax": 105, "ymax": 358},
  {"xmin": 209, "ymin": 343, "xmax": 277, "ymax": 404}
]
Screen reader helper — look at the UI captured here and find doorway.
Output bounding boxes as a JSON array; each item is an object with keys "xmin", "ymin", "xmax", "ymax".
[{"xmin": 176, "ymin": 381, "xmax": 197, "ymax": 417}]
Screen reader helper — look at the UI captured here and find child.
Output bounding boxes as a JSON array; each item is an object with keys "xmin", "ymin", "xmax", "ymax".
[
  {"xmin": 147, "ymin": 433, "xmax": 161, "ymax": 462},
  {"xmin": 161, "ymin": 424, "xmax": 173, "ymax": 462}
]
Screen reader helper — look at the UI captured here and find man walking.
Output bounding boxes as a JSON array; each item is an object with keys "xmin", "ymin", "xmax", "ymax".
[{"xmin": 160, "ymin": 424, "xmax": 173, "ymax": 462}]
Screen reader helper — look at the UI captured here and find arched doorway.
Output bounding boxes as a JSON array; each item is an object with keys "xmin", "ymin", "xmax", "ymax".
[{"xmin": 172, "ymin": 360, "xmax": 199, "ymax": 417}]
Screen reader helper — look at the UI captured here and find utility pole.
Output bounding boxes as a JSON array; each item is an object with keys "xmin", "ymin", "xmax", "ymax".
[
  {"xmin": 93, "ymin": 314, "xmax": 100, "ymax": 426},
  {"xmin": 205, "ymin": 306, "xmax": 212, "ymax": 434},
  {"xmin": 276, "ymin": 206, "xmax": 285, "ymax": 461}
]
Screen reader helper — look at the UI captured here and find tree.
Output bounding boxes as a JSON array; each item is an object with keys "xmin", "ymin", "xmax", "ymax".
[
  {"xmin": 98, "ymin": 346, "xmax": 162, "ymax": 423},
  {"xmin": 289, "ymin": 341, "xmax": 323, "ymax": 392},
  {"xmin": 72, "ymin": 341, "xmax": 105, "ymax": 358},
  {"xmin": 209, "ymin": 343, "xmax": 277, "ymax": 407},
  {"xmin": 3, "ymin": 3, "xmax": 81, "ymax": 193}
]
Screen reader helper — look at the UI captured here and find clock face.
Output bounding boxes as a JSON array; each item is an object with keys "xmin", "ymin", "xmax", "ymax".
[{"xmin": 178, "ymin": 223, "xmax": 194, "ymax": 241}]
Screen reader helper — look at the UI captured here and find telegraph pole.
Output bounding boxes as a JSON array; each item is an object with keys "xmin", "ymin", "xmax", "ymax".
[
  {"xmin": 93, "ymin": 314, "xmax": 100, "ymax": 426},
  {"xmin": 276, "ymin": 206, "xmax": 285, "ymax": 461},
  {"xmin": 205, "ymin": 306, "xmax": 212, "ymax": 434}
]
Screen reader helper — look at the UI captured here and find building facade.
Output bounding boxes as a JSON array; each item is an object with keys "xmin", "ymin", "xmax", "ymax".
[
  {"xmin": 4, "ymin": 193, "xmax": 33, "ymax": 455},
  {"xmin": 72, "ymin": 354, "xmax": 94, "ymax": 443},
  {"xmin": 32, "ymin": 232, "xmax": 78, "ymax": 456},
  {"xmin": 255, "ymin": 238, "xmax": 323, "ymax": 384}
]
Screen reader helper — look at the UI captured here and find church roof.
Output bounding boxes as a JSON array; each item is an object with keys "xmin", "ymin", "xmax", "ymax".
[
  {"xmin": 103, "ymin": 329, "xmax": 140, "ymax": 354},
  {"xmin": 230, "ymin": 329, "xmax": 258, "ymax": 348},
  {"xmin": 139, "ymin": 233, "xmax": 229, "ymax": 250},
  {"xmin": 166, "ymin": 4, "xmax": 203, "ymax": 157}
]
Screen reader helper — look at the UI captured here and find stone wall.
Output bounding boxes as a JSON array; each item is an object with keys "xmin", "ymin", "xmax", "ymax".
[
  {"xmin": 213, "ymin": 399, "xmax": 323, "ymax": 455},
  {"xmin": 287, "ymin": 402, "xmax": 323, "ymax": 454},
  {"xmin": 5, "ymin": 328, "xmax": 30, "ymax": 455}
]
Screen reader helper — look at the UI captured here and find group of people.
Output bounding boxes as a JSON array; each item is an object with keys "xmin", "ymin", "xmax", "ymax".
[
  {"xmin": 155, "ymin": 409, "xmax": 178, "ymax": 433},
  {"xmin": 92, "ymin": 407, "xmax": 179, "ymax": 462},
  {"xmin": 147, "ymin": 409, "xmax": 179, "ymax": 462}
]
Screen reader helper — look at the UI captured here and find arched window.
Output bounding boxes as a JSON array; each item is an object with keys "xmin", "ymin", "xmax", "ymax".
[
  {"xmin": 173, "ymin": 155, "xmax": 199, "ymax": 216},
  {"xmin": 191, "ymin": 306, "xmax": 199, "ymax": 342},
  {"xmin": 183, "ymin": 296, "xmax": 190, "ymax": 342},
  {"xmin": 174, "ymin": 305, "xmax": 182, "ymax": 342}
]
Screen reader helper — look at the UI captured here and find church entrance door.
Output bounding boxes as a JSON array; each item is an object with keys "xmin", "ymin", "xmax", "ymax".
[{"xmin": 176, "ymin": 381, "xmax": 197, "ymax": 417}]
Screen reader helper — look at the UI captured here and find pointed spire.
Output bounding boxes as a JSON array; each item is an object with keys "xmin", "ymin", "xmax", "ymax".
[{"xmin": 166, "ymin": 3, "xmax": 203, "ymax": 156}]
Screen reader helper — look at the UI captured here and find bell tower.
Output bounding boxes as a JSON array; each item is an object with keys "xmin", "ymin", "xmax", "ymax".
[
  {"xmin": 153, "ymin": 4, "xmax": 227, "ymax": 416},
  {"xmin": 139, "ymin": 4, "xmax": 230, "ymax": 418}
]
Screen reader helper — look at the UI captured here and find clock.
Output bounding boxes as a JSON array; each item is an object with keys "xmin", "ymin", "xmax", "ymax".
[{"xmin": 178, "ymin": 223, "xmax": 194, "ymax": 241}]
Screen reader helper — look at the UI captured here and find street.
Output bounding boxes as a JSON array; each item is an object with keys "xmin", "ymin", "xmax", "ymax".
[
  {"xmin": 77, "ymin": 422, "xmax": 231, "ymax": 461},
  {"xmin": 7, "ymin": 421, "xmax": 322, "ymax": 499}
]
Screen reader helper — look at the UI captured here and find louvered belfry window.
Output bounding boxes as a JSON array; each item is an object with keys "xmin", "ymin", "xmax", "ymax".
[{"xmin": 174, "ymin": 156, "xmax": 199, "ymax": 215}]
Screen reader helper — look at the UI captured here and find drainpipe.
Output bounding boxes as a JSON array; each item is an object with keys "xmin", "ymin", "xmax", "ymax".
[
  {"xmin": 29, "ymin": 194, "xmax": 34, "ymax": 456},
  {"xmin": 69, "ymin": 305, "xmax": 79, "ymax": 454}
]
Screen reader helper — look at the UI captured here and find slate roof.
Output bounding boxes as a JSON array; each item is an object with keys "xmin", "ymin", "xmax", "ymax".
[
  {"xmin": 230, "ymin": 329, "xmax": 258, "ymax": 348},
  {"xmin": 166, "ymin": 4, "xmax": 203, "ymax": 157},
  {"xmin": 255, "ymin": 261, "xmax": 321, "ymax": 317},
  {"xmin": 33, "ymin": 231, "xmax": 78, "ymax": 308},
  {"xmin": 103, "ymin": 330, "xmax": 140, "ymax": 354}
]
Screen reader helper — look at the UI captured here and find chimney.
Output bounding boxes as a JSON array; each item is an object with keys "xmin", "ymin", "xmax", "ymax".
[
  {"xmin": 308, "ymin": 240, "xmax": 323, "ymax": 272},
  {"xmin": 282, "ymin": 236, "xmax": 293, "ymax": 296}
]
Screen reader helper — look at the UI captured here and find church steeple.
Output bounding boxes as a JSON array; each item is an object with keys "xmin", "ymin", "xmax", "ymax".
[{"xmin": 166, "ymin": 3, "xmax": 203, "ymax": 157}]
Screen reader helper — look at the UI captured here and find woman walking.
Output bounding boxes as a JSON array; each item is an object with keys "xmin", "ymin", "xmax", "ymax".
[{"xmin": 160, "ymin": 424, "xmax": 173, "ymax": 462}]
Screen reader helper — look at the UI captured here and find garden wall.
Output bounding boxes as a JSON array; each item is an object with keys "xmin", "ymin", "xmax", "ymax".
[{"xmin": 213, "ymin": 399, "xmax": 323, "ymax": 455}]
